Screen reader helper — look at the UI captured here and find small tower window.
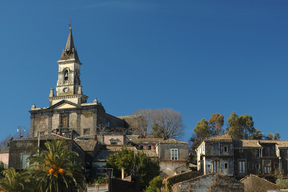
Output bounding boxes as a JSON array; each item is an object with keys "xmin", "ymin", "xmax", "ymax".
[{"xmin": 64, "ymin": 70, "xmax": 68, "ymax": 80}]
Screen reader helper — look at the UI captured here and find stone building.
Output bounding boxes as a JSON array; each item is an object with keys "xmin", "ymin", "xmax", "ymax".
[
  {"xmin": 157, "ymin": 139, "xmax": 189, "ymax": 177},
  {"xmin": 196, "ymin": 133, "xmax": 288, "ymax": 178},
  {"xmin": 29, "ymin": 27, "xmax": 137, "ymax": 138}
]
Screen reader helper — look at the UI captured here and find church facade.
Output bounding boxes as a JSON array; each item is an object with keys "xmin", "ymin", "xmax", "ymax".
[{"xmin": 29, "ymin": 27, "xmax": 128, "ymax": 138}]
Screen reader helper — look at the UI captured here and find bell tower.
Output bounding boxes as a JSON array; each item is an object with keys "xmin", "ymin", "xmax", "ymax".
[{"xmin": 48, "ymin": 27, "xmax": 88, "ymax": 106}]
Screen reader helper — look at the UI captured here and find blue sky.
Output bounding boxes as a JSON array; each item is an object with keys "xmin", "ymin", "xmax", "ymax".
[{"xmin": 0, "ymin": 0, "xmax": 288, "ymax": 143}]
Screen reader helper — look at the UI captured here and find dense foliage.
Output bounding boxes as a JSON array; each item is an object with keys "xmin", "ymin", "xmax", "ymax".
[
  {"xmin": 0, "ymin": 167, "xmax": 35, "ymax": 192},
  {"xmin": 190, "ymin": 111, "xmax": 281, "ymax": 149},
  {"xmin": 106, "ymin": 147, "xmax": 160, "ymax": 187},
  {"xmin": 145, "ymin": 176, "xmax": 163, "ymax": 192}
]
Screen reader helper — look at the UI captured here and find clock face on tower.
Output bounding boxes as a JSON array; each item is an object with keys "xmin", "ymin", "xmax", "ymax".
[{"xmin": 63, "ymin": 87, "xmax": 68, "ymax": 93}]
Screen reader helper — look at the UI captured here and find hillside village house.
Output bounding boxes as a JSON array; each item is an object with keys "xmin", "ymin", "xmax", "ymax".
[{"xmin": 196, "ymin": 133, "xmax": 288, "ymax": 178}]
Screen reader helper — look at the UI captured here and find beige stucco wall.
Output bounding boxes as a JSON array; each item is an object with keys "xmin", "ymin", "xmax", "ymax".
[
  {"xmin": 0, "ymin": 153, "xmax": 9, "ymax": 169},
  {"xmin": 103, "ymin": 135, "xmax": 125, "ymax": 145}
]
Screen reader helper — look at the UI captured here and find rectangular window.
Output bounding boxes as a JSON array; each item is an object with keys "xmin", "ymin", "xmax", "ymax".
[
  {"xmin": 224, "ymin": 162, "xmax": 228, "ymax": 169},
  {"xmin": 224, "ymin": 146, "xmax": 228, "ymax": 153},
  {"xmin": 256, "ymin": 164, "xmax": 260, "ymax": 170},
  {"xmin": 256, "ymin": 149, "xmax": 259, "ymax": 157},
  {"xmin": 171, "ymin": 149, "xmax": 178, "ymax": 160},
  {"xmin": 264, "ymin": 160, "xmax": 271, "ymax": 174},
  {"xmin": 139, "ymin": 145, "xmax": 144, "ymax": 150},
  {"xmin": 239, "ymin": 160, "xmax": 246, "ymax": 174},
  {"xmin": 22, "ymin": 154, "xmax": 29, "ymax": 169},
  {"xmin": 213, "ymin": 160, "xmax": 220, "ymax": 173},
  {"xmin": 61, "ymin": 116, "xmax": 67, "ymax": 127},
  {"xmin": 148, "ymin": 145, "xmax": 152, "ymax": 150},
  {"xmin": 83, "ymin": 128, "xmax": 90, "ymax": 135},
  {"xmin": 110, "ymin": 140, "xmax": 117, "ymax": 145},
  {"xmin": 264, "ymin": 166, "xmax": 271, "ymax": 174}
]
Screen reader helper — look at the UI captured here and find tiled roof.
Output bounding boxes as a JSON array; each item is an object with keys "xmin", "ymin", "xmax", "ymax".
[
  {"xmin": 275, "ymin": 140, "xmax": 288, "ymax": 148},
  {"xmin": 205, "ymin": 133, "xmax": 233, "ymax": 142},
  {"xmin": 74, "ymin": 140, "xmax": 97, "ymax": 151},
  {"xmin": 240, "ymin": 174, "xmax": 279, "ymax": 191},
  {"xmin": 106, "ymin": 146, "xmax": 137, "ymax": 151},
  {"xmin": 138, "ymin": 150, "xmax": 158, "ymax": 157},
  {"xmin": 234, "ymin": 140, "xmax": 288, "ymax": 148},
  {"xmin": 160, "ymin": 139, "xmax": 188, "ymax": 144},
  {"xmin": 131, "ymin": 138, "xmax": 164, "ymax": 143}
]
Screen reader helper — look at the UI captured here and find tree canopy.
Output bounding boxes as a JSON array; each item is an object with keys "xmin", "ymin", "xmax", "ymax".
[
  {"xmin": 106, "ymin": 147, "xmax": 160, "ymax": 187},
  {"xmin": 190, "ymin": 113, "xmax": 224, "ymax": 149},
  {"xmin": 190, "ymin": 111, "xmax": 281, "ymax": 149}
]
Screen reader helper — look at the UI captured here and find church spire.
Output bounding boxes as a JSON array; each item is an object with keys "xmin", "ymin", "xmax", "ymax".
[{"xmin": 60, "ymin": 27, "xmax": 80, "ymax": 61}]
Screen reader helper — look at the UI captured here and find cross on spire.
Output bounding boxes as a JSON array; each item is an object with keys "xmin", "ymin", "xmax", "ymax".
[{"xmin": 69, "ymin": 18, "xmax": 73, "ymax": 27}]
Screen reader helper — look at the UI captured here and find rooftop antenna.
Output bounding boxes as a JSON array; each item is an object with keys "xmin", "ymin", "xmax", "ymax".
[{"xmin": 69, "ymin": 18, "xmax": 73, "ymax": 28}]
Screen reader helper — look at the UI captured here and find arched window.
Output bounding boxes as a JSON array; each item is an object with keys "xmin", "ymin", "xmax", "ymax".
[{"xmin": 64, "ymin": 70, "xmax": 68, "ymax": 80}]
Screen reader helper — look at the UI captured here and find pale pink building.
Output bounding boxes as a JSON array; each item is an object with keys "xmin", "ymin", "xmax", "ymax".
[{"xmin": 0, "ymin": 147, "xmax": 9, "ymax": 169}]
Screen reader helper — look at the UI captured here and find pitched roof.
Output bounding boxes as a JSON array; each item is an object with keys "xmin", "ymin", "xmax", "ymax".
[
  {"xmin": 233, "ymin": 140, "xmax": 288, "ymax": 148},
  {"xmin": 160, "ymin": 139, "xmax": 188, "ymax": 144},
  {"xmin": 60, "ymin": 27, "xmax": 80, "ymax": 61},
  {"xmin": 139, "ymin": 150, "xmax": 158, "ymax": 157},
  {"xmin": 205, "ymin": 133, "xmax": 233, "ymax": 142},
  {"xmin": 131, "ymin": 138, "xmax": 164, "ymax": 143},
  {"xmin": 74, "ymin": 140, "xmax": 97, "ymax": 151},
  {"xmin": 240, "ymin": 174, "xmax": 279, "ymax": 192}
]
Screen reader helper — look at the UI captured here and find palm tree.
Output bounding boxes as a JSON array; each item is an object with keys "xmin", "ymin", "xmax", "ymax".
[
  {"xmin": 28, "ymin": 140, "xmax": 85, "ymax": 192},
  {"xmin": 0, "ymin": 167, "xmax": 35, "ymax": 192}
]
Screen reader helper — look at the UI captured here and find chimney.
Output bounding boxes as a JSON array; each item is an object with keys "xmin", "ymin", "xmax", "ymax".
[
  {"xmin": 49, "ymin": 88, "xmax": 54, "ymax": 97},
  {"xmin": 121, "ymin": 167, "xmax": 124, "ymax": 180}
]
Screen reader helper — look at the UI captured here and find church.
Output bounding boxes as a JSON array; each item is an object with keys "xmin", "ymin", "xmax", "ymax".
[{"xmin": 29, "ymin": 27, "xmax": 136, "ymax": 138}]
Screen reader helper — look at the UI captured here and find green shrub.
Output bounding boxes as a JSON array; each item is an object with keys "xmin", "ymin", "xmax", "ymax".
[
  {"xmin": 96, "ymin": 175, "xmax": 107, "ymax": 184},
  {"xmin": 276, "ymin": 178, "xmax": 288, "ymax": 189},
  {"xmin": 145, "ymin": 176, "xmax": 163, "ymax": 192}
]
